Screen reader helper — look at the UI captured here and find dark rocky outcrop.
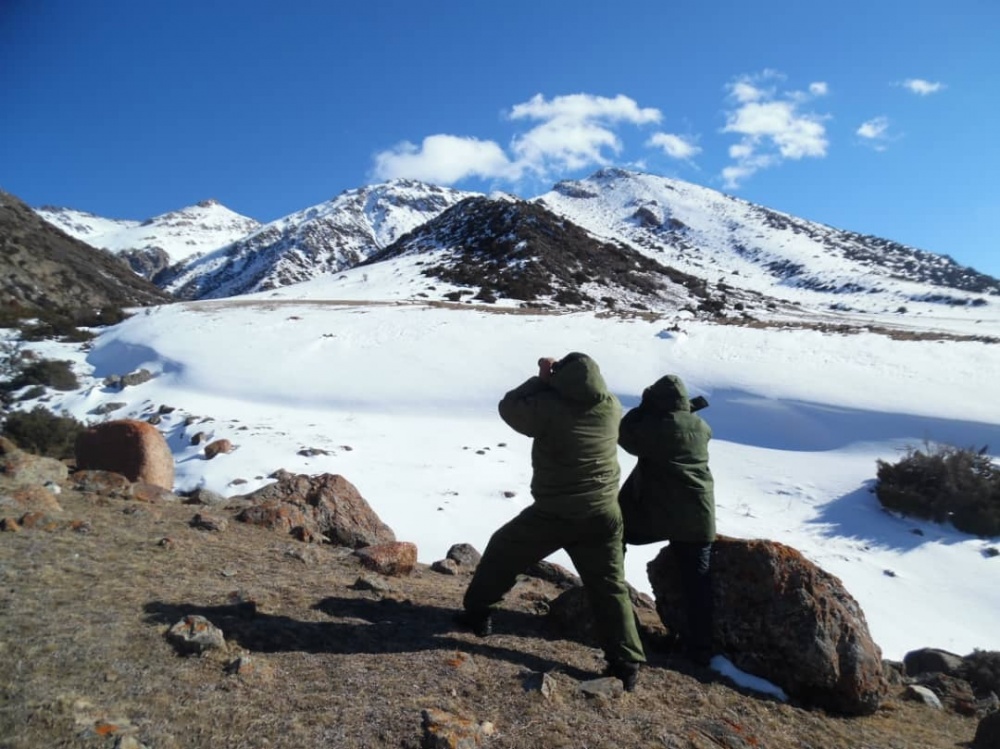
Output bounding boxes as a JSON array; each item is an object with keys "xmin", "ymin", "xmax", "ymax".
[
  {"xmin": 0, "ymin": 189, "xmax": 169, "ymax": 320},
  {"xmin": 649, "ymin": 536, "xmax": 888, "ymax": 715}
]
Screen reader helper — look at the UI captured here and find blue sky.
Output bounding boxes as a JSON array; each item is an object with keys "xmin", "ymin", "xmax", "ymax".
[{"xmin": 2, "ymin": 0, "xmax": 998, "ymax": 276}]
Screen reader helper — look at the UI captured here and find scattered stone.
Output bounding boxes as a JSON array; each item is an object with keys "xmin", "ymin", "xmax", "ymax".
[
  {"xmin": 446, "ymin": 543, "xmax": 481, "ymax": 568},
  {"xmin": 182, "ymin": 487, "xmax": 228, "ymax": 506},
  {"xmin": 229, "ymin": 478, "xmax": 248, "ymax": 486},
  {"xmin": 71, "ymin": 470, "xmax": 133, "ymax": 497},
  {"xmin": 204, "ymin": 439, "xmax": 234, "ymax": 460},
  {"xmin": 919, "ymin": 672, "xmax": 979, "ymax": 715},
  {"xmin": 905, "ymin": 684, "xmax": 943, "ymax": 709},
  {"xmin": 146, "ymin": 414, "xmax": 161, "ymax": 425},
  {"xmin": 523, "ymin": 670, "xmax": 558, "ymax": 699},
  {"xmin": 984, "ymin": 547, "xmax": 999, "ymax": 559},
  {"xmin": 502, "ymin": 490, "xmax": 516, "ymax": 498},
  {"xmin": 158, "ymin": 405, "xmax": 175, "ymax": 414},
  {"xmin": 130, "ymin": 482, "xmax": 177, "ymax": 503},
  {"xmin": 352, "ymin": 574, "xmax": 396, "ymax": 593},
  {"xmin": 579, "ymin": 677, "xmax": 625, "ymax": 699},
  {"xmin": 444, "ymin": 651, "xmax": 479, "ymax": 676},
  {"xmin": 0, "ymin": 484, "xmax": 63, "ymax": 514},
  {"xmin": 649, "ymin": 536, "xmax": 888, "ymax": 716},
  {"xmin": 526, "ymin": 559, "xmax": 581, "ymax": 590},
  {"xmin": 157, "ymin": 537, "xmax": 177, "ymax": 550},
  {"xmin": 354, "ymin": 542, "xmax": 417, "ymax": 576},
  {"xmin": 190, "ymin": 431, "xmax": 207, "ymax": 445},
  {"xmin": 431, "ymin": 558, "xmax": 460, "ymax": 575},
  {"xmin": 75, "ymin": 420, "xmax": 174, "ymax": 490},
  {"xmin": 120, "ymin": 369, "xmax": 153, "ymax": 388},
  {"xmin": 298, "ymin": 447, "xmax": 330, "ymax": 457},
  {"xmin": 190, "ymin": 513, "xmax": 228, "ymax": 532},
  {"xmin": 166, "ymin": 615, "xmax": 226, "ymax": 655},
  {"xmin": 420, "ymin": 708, "xmax": 494, "ymax": 749},
  {"xmin": 89, "ymin": 402, "xmax": 127, "ymax": 415}
]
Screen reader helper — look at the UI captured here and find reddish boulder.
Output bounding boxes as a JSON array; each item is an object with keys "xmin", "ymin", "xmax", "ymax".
[
  {"xmin": 235, "ymin": 472, "xmax": 395, "ymax": 548},
  {"xmin": 204, "ymin": 439, "xmax": 233, "ymax": 459},
  {"xmin": 354, "ymin": 541, "xmax": 418, "ymax": 576},
  {"xmin": 649, "ymin": 536, "xmax": 887, "ymax": 715},
  {"xmin": 75, "ymin": 420, "xmax": 174, "ymax": 490}
]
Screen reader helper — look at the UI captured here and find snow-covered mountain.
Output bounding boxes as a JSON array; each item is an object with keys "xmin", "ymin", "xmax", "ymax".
[
  {"xmin": 34, "ymin": 169, "xmax": 999, "ymax": 324},
  {"xmin": 159, "ymin": 180, "xmax": 475, "ymax": 299},
  {"xmin": 366, "ymin": 194, "xmax": 777, "ymax": 315},
  {"xmin": 35, "ymin": 200, "xmax": 261, "ymax": 279},
  {"xmin": 536, "ymin": 168, "xmax": 1000, "ymax": 314}
]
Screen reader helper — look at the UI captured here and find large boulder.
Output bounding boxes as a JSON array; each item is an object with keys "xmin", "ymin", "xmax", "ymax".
[
  {"xmin": 235, "ymin": 471, "xmax": 395, "ymax": 548},
  {"xmin": 648, "ymin": 536, "xmax": 888, "ymax": 715},
  {"xmin": 75, "ymin": 419, "xmax": 174, "ymax": 490}
]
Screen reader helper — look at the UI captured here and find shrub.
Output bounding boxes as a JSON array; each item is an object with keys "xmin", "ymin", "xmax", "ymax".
[
  {"xmin": 2, "ymin": 359, "xmax": 79, "ymax": 392},
  {"xmin": 2, "ymin": 406, "xmax": 85, "ymax": 459},
  {"xmin": 958, "ymin": 650, "xmax": 1000, "ymax": 696},
  {"xmin": 875, "ymin": 443, "xmax": 1000, "ymax": 536}
]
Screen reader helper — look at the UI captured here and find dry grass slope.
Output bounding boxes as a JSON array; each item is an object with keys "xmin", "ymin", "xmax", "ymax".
[{"xmin": 0, "ymin": 486, "xmax": 982, "ymax": 749}]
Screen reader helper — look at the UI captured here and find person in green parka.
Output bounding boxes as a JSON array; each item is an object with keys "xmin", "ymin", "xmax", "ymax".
[
  {"xmin": 456, "ymin": 352, "xmax": 647, "ymax": 690},
  {"xmin": 618, "ymin": 374, "xmax": 717, "ymax": 666}
]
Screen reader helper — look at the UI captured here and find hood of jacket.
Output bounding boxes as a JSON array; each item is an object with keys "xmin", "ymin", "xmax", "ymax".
[
  {"xmin": 549, "ymin": 353, "xmax": 609, "ymax": 405},
  {"xmin": 642, "ymin": 374, "xmax": 690, "ymax": 412}
]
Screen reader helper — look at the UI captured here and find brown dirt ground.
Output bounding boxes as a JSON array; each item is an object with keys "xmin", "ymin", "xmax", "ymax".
[{"xmin": 0, "ymin": 486, "xmax": 981, "ymax": 749}]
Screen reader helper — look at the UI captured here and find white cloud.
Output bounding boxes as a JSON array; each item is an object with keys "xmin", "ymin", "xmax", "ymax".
[
  {"xmin": 901, "ymin": 78, "xmax": 945, "ymax": 96},
  {"xmin": 509, "ymin": 93, "xmax": 661, "ymax": 126},
  {"xmin": 371, "ymin": 93, "xmax": 663, "ymax": 186},
  {"xmin": 857, "ymin": 116, "xmax": 889, "ymax": 140},
  {"xmin": 509, "ymin": 93, "xmax": 661, "ymax": 177},
  {"xmin": 856, "ymin": 116, "xmax": 891, "ymax": 151},
  {"xmin": 720, "ymin": 72, "xmax": 830, "ymax": 188},
  {"xmin": 372, "ymin": 135, "xmax": 517, "ymax": 183},
  {"xmin": 646, "ymin": 132, "xmax": 701, "ymax": 160}
]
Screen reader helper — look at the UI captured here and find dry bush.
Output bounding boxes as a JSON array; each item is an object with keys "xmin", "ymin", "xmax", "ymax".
[
  {"xmin": 876, "ymin": 443, "xmax": 1000, "ymax": 536},
  {"xmin": 2, "ymin": 406, "xmax": 85, "ymax": 458}
]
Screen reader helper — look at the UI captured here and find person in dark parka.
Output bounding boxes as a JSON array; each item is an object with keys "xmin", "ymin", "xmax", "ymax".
[
  {"xmin": 618, "ymin": 374, "xmax": 717, "ymax": 665},
  {"xmin": 456, "ymin": 353, "xmax": 646, "ymax": 690}
]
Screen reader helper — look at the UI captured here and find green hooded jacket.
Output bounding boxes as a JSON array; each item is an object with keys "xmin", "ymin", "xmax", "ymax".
[
  {"xmin": 498, "ymin": 354, "xmax": 622, "ymax": 518},
  {"xmin": 617, "ymin": 374, "xmax": 716, "ymax": 544}
]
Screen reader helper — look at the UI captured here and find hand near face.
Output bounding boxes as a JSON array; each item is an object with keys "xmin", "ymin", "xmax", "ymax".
[{"xmin": 538, "ymin": 357, "xmax": 558, "ymax": 382}]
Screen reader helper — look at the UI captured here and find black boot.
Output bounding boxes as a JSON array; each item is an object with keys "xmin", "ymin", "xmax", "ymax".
[
  {"xmin": 453, "ymin": 609, "xmax": 492, "ymax": 637},
  {"xmin": 606, "ymin": 660, "xmax": 641, "ymax": 692}
]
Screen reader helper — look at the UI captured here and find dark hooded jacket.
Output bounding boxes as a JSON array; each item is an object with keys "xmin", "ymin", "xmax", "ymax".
[
  {"xmin": 498, "ymin": 354, "xmax": 621, "ymax": 518},
  {"xmin": 617, "ymin": 374, "xmax": 716, "ymax": 544}
]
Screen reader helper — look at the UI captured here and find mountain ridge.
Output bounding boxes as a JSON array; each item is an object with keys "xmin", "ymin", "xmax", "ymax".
[{"xmin": 30, "ymin": 170, "xmax": 999, "ymax": 321}]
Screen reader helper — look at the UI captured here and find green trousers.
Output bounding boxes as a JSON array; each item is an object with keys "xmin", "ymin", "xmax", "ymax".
[{"xmin": 463, "ymin": 503, "xmax": 646, "ymax": 665}]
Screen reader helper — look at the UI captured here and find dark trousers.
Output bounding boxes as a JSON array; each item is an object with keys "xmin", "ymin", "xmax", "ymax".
[
  {"xmin": 670, "ymin": 541, "xmax": 714, "ymax": 653},
  {"xmin": 463, "ymin": 504, "xmax": 646, "ymax": 665}
]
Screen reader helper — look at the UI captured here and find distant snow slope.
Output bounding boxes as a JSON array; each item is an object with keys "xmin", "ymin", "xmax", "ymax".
[
  {"xmin": 36, "ymin": 200, "xmax": 262, "ymax": 275},
  {"xmin": 160, "ymin": 180, "xmax": 476, "ymax": 299},
  {"xmin": 535, "ymin": 168, "xmax": 1000, "ymax": 314}
]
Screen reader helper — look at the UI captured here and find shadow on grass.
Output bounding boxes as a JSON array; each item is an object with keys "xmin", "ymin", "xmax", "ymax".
[{"xmin": 144, "ymin": 596, "xmax": 602, "ymax": 681}]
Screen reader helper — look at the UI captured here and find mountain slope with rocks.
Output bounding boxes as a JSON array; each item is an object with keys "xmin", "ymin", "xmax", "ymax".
[
  {"xmin": 1, "ymin": 189, "xmax": 170, "ymax": 320},
  {"xmin": 36, "ymin": 200, "xmax": 262, "ymax": 280},
  {"xmin": 367, "ymin": 195, "xmax": 777, "ymax": 315},
  {"xmin": 536, "ymin": 168, "xmax": 1000, "ymax": 314},
  {"xmin": 160, "ymin": 180, "xmax": 475, "ymax": 300}
]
